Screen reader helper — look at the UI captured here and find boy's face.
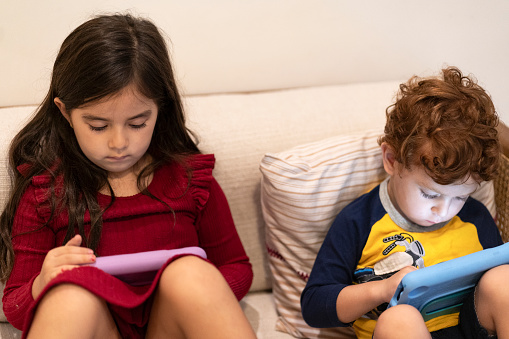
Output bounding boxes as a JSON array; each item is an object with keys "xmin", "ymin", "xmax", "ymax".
[{"xmin": 381, "ymin": 143, "xmax": 479, "ymax": 227}]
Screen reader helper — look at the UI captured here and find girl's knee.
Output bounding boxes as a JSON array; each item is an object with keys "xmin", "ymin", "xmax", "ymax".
[
  {"xmin": 149, "ymin": 256, "xmax": 253, "ymax": 339},
  {"xmin": 35, "ymin": 283, "xmax": 111, "ymax": 320},
  {"xmin": 40, "ymin": 283, "xmax": 101, "ymax": 308},
  {"xmin": 163, "ymin": 255, "xmax": 215, "ymax": 275},
  {"xmin": 161, "ymin": 255, "xmax": 218, "ymax": 284},
  {"xmin": 158, "ymin": 255, "xmax": 228, "ymax": 301},
  {"xmin": 29, "ymin": 284, "xmax": 120, "ymax": 339}
]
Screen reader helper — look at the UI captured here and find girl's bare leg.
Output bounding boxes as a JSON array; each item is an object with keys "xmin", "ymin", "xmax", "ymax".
[
  {"xmin": 475, "ymin": 264, "xmax": 509, "ymax": 338},
  {"xmin": 146, "ymin": 255, "xmax": 256, "ymax": 339},
  {"xmin": 27, "ymin": 283, "xmax": 121, "ymax": 339},
  {"xmin": 373, "ymin": 304, "xmax": 431, "ymax": 339}
]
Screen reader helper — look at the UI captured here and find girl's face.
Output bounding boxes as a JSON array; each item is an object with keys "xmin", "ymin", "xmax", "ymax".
[
  {"xmin": 55, "ymin": 84, "xmax": 158, "ymax": 179},
  {"xmin": 381, "ymin": 143, "xmax": 479, "ymax": 227}
]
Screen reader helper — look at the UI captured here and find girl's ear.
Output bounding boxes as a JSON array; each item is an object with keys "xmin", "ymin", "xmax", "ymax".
[
  {"xmin": 54, "ymin": 97, "xmax": 72, "ymax": 127},
  {"xmin": 381, "ymin": 142, "xmax": 398, "ymax": 176}
]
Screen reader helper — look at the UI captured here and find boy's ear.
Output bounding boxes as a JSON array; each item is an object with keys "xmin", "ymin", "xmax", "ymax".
[
  {"xmin": 381, "ymin": 142, "xmax": 397, "ymax": 176},
  {"xmin": 54, "ymin": 97, "xmax": 72, "ymax": 127}
]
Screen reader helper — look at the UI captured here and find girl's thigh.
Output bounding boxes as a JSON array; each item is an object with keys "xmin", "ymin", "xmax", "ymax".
[
  {"xmin": 146, "ymin": 256, "xmax": 256, "ymax": 339},
  {"xmin": 28, "ymin": 283, "xmax": 121, "ymax": 339}
]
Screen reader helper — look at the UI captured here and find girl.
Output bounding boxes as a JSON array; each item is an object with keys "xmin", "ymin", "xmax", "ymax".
[{"xmin": 0, "ymin": 14, "xmax": 256, "ymax": 339}]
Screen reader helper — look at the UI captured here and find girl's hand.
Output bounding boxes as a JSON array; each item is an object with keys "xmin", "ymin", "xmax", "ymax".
[{"xmin": 31, "ymin": 235, "xmax": 96, "ymax": 299}]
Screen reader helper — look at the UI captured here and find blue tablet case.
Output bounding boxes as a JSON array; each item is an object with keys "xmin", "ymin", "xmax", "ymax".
[{"xmin": 387, "ymin": 242, "xmax": 509, "ymax": 321}]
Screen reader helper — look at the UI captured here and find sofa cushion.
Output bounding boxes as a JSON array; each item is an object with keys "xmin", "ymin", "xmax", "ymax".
[
  {"xmin": 260, "ymin": 129, "xmax": 496, "ymax": 338},
  {"xmin": 184, "ymin": 81, "xmax": 401, "ymax": 292},
  {"xmin": 241, "ymin": 291, "xmax": 295, "ymax": 338}
]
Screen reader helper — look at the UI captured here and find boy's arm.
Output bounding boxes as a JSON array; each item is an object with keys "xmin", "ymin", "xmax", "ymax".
[
  {"xmin": 336, "ymin": 266, "xmax": 416, "ymax": 323},
  {"xmin": 302, "ymin": 188, "xmax": 405, "ymax": 328},
  {"xmin": 301, "ymin": 211, "xmax": 362, "ymax": 328},
  {"xmin": 301, "ymin": 205, "xmax": 382, "ymax": 328}
]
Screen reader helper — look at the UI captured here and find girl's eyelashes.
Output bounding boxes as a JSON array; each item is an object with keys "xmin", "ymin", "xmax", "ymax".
[
  {"xmin": 130, "ymin": 122, "xmax": 147, "ymax": 129},
  {"xmin": 89, "ymin": 125, "xmax": 107, "ymax": 131},
  {"xmin": 88, "ymin": 122, "xmax": 147, "ymax": 131}
]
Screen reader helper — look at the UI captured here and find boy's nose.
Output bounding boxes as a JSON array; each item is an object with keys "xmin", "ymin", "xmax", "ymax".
[{"xmin": 432, "ymin": 201, "xmax": 450, "ymax": 218}]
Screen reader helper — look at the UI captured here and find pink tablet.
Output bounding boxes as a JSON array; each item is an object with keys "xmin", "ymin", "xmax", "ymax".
[{"xmin": 89, "ymin": 247, "xmax": 207, "ymax": 285}]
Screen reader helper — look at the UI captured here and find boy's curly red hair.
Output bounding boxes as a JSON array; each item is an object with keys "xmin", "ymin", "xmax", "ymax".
[{"xmin": 379, "ymin": 66, "xmax": 500, "ymax": 184}]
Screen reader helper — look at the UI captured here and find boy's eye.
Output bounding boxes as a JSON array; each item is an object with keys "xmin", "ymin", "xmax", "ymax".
[
  {"xmin": 456, "ymin": 196, "xmax": 469, "ymax": 202},
  {"xmin": 420, "ymin": 190, "xmax": 438, "ymax": 199}
]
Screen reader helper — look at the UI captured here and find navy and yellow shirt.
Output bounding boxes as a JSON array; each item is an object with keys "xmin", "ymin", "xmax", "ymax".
[{"xmin": 301, "ymin": 178, "xmax": 503, "ymax": 339}]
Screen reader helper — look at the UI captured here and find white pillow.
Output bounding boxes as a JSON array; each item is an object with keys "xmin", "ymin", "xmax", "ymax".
[{"xmin": 260, "ymin": 129, "xmax": 496, "ymax": 338}]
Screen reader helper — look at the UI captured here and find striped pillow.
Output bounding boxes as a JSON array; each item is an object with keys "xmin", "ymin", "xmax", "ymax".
[
  {"xmin": 260, "ymin": 129, "xmax": 385, "ymax": 338},
  {"xmin": 260, "ymin": 129, "xmax": 496, "ymax": 338}
]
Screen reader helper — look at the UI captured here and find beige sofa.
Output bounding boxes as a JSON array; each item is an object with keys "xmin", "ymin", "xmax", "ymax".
[
  {"xmin": 0, "ymin": 81, "xmax": 399, "ymax": 339},
  {"xmin": 2, "ymin": 2, "xmax": 509, "ymax": 338},
  {"xmin": 3, "ymin": 82, "xmax": 509, "ymax": 339}
]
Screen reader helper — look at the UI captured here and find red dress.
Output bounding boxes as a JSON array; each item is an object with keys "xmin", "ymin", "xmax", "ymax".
[{"xmin": 2, "ymin": 154, "xmax": 253, "ymax": 338}]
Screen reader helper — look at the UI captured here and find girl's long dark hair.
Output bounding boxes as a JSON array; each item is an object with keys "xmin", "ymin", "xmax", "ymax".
[{"xmin": 0, "ymin": 14, "xmax": 199, "ymax": 282}]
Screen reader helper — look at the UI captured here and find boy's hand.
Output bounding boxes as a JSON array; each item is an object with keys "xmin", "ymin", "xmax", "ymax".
[
  {"xmin": 337, "ymin": 265, "xmax": 418, "ymax": 323},
  {"xmin": 382, "ymin": 266, "xmax": 417, "ymax": 302},
  {"xmin": 31, "ymin": 235, "xmax": 96, "ymax": 299}
]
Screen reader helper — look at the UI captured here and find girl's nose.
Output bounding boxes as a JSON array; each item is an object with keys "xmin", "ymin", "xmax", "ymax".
[{"xmin": 109, "ymin": 128, "xmax": 128, "ymax": 152}]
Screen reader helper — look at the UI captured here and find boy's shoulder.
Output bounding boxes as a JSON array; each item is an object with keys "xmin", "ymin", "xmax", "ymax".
[
  {"xmin": 335, "ymin": 184, "xmax": 386, "ymax": 223},
  {"xmin": 457, "ymin": 196, "xmax": 494, "ymax": 225},
  {"xmin": 345, "ymin": 184, "xmax": 383, "ymax": 208},
  {"xmin": 457, "ymin": 196, "xmax": 503, "ymax": 247},
  {"xmin": 458, "ymin": 196, "xmax": 491, "ymax": 218},
  {"xmin": 325, "ymin": 184, "xmax": 388, "ymax": 248}
]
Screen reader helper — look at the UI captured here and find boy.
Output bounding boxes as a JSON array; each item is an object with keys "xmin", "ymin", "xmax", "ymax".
[{"xmin": 301, "ymin": 67, "xmax": 509, "ymax": 339}]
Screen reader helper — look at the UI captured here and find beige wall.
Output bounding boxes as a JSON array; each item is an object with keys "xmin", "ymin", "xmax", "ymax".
[{"xmin": 1, "ymin": 1, "xmax": 508, "ymax": 121}]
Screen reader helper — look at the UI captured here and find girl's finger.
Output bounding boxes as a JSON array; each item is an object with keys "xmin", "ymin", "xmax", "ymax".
[
  {"xmin": 65, "ymin": 234, "xmax": 82, "ymax": 247},
  {"xmin": 49, "ymin": 244, "xmax": 93, "ymax": 258},
  {"xmin": 53, "ymin": 252, "xmax": 96, "ymax": 266}
]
